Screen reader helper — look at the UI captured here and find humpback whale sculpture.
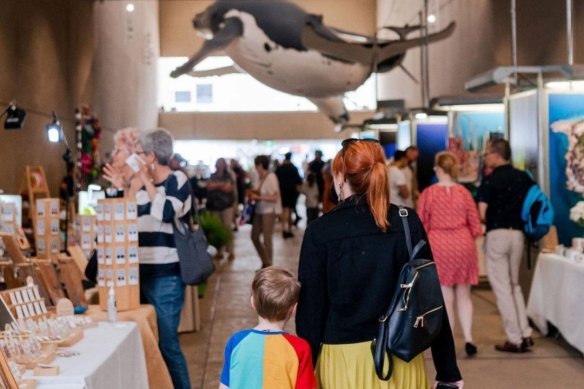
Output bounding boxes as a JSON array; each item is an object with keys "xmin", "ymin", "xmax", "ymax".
[{"xmin": 170, "ymin": 0, "xmax": 455, "ymax": 125}]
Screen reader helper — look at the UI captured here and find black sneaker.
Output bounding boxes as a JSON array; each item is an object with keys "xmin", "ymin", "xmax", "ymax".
[
  {"xmin": 465, "ymin": 342, "xmax": 477, "ymax": 356},
  {"xmin": 521, "ymin": 337, "xmax": 534, "ymax": 349}
]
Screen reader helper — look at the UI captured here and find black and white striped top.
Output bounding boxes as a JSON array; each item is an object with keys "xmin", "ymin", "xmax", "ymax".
[{"xmin": 136, "ymin": 170, "xmax": 191, "ymax": 266}]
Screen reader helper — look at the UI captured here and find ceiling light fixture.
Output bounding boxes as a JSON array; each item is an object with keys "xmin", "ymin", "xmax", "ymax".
[
  {"xmin": 126, "ymin": 3, "xmax": 135, "ymax": 12},
  {"xmin": 46, "ymin": 112, "xmax": 62, "ymax": 143},
  {"xmin": 1, "ymin": 102, "xmax": 26, "ymax": 129}
]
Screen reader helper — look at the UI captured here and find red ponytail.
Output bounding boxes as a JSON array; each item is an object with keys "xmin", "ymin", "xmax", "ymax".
[{"xmin": 332, "ymin": 141, "xmax": 390, "ymax": 231}]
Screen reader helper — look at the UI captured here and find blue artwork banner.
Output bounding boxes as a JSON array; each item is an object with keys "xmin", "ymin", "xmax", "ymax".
[
  {"xmin": 416, "ymin": 122, "xmax": 448, "ymax": 191},
  {"xmin": 548, "ymin": 93, "xmax": 584, "ymax": 245}
]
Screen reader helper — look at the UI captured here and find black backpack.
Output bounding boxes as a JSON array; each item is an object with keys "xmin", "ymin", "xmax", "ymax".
[{"xmin": 372, "ymin": 207, "xmax": 445, "ymax": 380}]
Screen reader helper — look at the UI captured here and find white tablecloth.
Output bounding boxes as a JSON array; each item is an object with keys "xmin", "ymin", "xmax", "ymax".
[
  {"xmin": 24, "ymin": 321, "xmax": 149, "ymax": 389},
  {"xmin": 527, "ymin": 253, "xmax": 584, "ymax": 354}
]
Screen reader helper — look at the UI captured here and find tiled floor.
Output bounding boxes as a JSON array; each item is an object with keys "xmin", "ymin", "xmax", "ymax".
[{"xmin": 179, "ymin": 223, "xmax": 584, "ymax": 389}]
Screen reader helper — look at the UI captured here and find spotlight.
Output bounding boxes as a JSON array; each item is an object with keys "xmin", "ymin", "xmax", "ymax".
[
  {"xmin": 427, "ymin": 14, "xmax": 437, "ymax": 24},
  {"xmin": 46, "ymin": 111, "xmax": 62, "ymax": 143},
  {"xmin": 126, "ymin": 3, "xmax": 135, "ymax": 12},
  {"xmin": 1, "ymin": 103, "xmax": 26, "ymax": 129}
]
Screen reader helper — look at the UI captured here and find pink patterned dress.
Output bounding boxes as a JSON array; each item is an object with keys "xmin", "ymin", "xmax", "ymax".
[{"xmin": 417, "ymin": 184, "xmax": 482, "ymax": 286}]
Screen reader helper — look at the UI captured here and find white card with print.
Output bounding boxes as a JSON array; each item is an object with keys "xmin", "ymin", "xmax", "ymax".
[
  {"xmin": 128, "ymin": 246, "xmax": 139, "ymax": 263},
  {"xmin": 126, "ymin": 202, "xmax": 138, "ymax": 220},
  {"xmin": 104, "ymin": 203, "xmax": 112, "ymax": 221},
  {"xmin": 33, "ymin": 287, "xmax": 41, "ymax": 300},
  {"xmin": 114, "ymin": 203, "xmax": 125, "ymax": 221},
  {"xmin": 96, "ymin": 203, "xmax": 103, "ymax": 221},
  {"xmin": 97, "ymin": 269, "xmax": 105, "ymax": 287},
  {"xmin": 116, "ymin": 247, "xmax": 126, "ymax": 264},
  {"xmin": 9, "ymin": 292, "xmax": 17, "ymax": 305},
  {"xmin": 116, "ymin": 269, "xmax": 127, "ymax": 286},
  {"xmin": 105, "ymin": 247, "xmax": 113, "ymax": 265},
  {"xmin": 50, "ymin": 238, "xmax": 59, "ymax": 253},
  {"xmin": 15, "ymin": 291, "xmax": 24, "ymax": 305},
  {"xmin": 97, "ymin": 248, "xmax": 105, "ymax": 265},
  {"xmin": 37, "ymin": 220, "xmax": 45, "ymax": 235},
  {"xmin": 81, "ymin": 233, "xmax": 92, "ymax": 250},
  {"xmin": 36, "ymin": 202, "xmax": 45, "ymax": 217},
  {"xmin": 50, "ymin": 219, "xmax": 59, "ymax": 235},
  {"xmin": 104, "ymin": 225, "xmax": 112, "ymax": 243},
  {"xmin": 97, "ymin": 225, "xmax": 104, "ymax": 243},
  {"xmin": 128, "ymin": 267, "xmax": 139, "ymax": 285},
  {"xmin": 33, "ymin": 302, "xmax": 42, "ymax": 315},
  {"xmin": 50, "ymin": 200, "xmax": 59, "ymax": 216},
  {"xmin": 127, "ymin": 224, "xmax": 138, "ymax": 242},
  {"xmin": 27, "ymin": 289, "xmax": 36, "ymax": 302},
  {"xmin": 115, "ymin": 224, "xmax": 125, "ymax": 243},
  {"xmin": 22, "ymin": 289, "xmax": 30, "ymax": 303}
]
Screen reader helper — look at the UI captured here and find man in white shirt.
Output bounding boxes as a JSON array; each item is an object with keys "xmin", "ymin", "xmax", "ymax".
[{"xmin": 388, "ymin": 150, "xmax": 412, "ymax": 207}]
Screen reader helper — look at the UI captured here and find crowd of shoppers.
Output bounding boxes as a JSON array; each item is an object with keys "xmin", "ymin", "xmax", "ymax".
[{"xmin": 96, "ymin": 128, "xmax": 543, "ymax": 388}]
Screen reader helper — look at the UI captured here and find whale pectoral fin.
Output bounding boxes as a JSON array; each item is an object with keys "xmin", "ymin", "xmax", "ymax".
[
  {"xmin": 302, "ymin": 24, "xmax": 372, "ymax": 64},
  {"xmin": 303, "ymin": 21, "xmax": 456, "ymax": 67},
  {"xmin": 376, "ymin": 22, "xmax": 456, "ymax": 60},
  {"xmin": 170, "ymin": 17, "xmax": 243, "ymax": 78},
  {"xmin": 187, "ymin": 65, "xmax": 242, "ymax": 78},
  {"xmin": 307, "ymin": 96, "xmax": 349, "ymax": 125}
]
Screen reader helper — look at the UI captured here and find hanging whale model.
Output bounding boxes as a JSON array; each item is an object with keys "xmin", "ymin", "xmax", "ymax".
[{"xmin": 170, "ymin": 0, "xmax": 455, "ymax": 125}]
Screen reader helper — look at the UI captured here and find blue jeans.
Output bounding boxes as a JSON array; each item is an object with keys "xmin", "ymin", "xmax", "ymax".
[{"xmin": 141, "ymin": 274, "xmax": 191, "ymax": 389}]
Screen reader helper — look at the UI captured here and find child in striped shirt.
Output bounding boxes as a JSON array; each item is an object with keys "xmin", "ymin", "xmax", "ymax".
[{"xmin": 219, "ymin": 267, "xmax": 316, "ymax": 389}]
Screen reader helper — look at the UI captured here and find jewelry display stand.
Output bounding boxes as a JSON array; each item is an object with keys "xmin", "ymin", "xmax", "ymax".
[
  {"xmin": 0, "ymin": 285, "xmax": 49, "ymax": 321},
  {"xmin": 74, "ymin": 215, "xmax": 97, "ymax": 259},
  {"xmin": 96, "ymin": 198, "xmax": 140, "ymax": 312},
  {"xmin": 33, "ymin": 199, "xmax": 60, "ymax": 262}
]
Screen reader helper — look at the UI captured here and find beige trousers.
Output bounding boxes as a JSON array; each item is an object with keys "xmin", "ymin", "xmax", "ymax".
[
  {"xmin": 251, "ymin": 213, "xmax": 276, "ymax": 267},
  {"xmin": 484, "ymin": 229, "xmax": 533, "ymax": 344}
]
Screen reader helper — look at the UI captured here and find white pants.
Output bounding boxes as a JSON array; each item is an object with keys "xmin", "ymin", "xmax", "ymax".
[{"xmin": 485, "ymin": 229, "xmax": 532, "ymax": 344}]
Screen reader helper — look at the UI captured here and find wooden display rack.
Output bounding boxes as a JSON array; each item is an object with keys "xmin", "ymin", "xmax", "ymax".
[
  {"xmin": 57, "ymin": 256, "xmax": 88, "ymax": 308},
  {"xmin": 96, "ymin": 198, "xmax": 140, "ymax": 312},
  {"xmin": 33, "ymin": 199, "xmax": 61, "ymax": 261},
  {"xmin": 0, "ymin": 284, "xmax": 49, "ymax": 321},
  {"xmin": 19, "ymin": 166, "xmax": 50, "ymax": 222},
  {"xmin": 75, "ymin": 214, "xmax": 97, "ymax": 259}
]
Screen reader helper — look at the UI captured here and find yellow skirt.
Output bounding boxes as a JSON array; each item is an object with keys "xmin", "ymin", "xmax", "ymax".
[{"xmin": 316, "ymin": 341, "xmax": 429, "ymax": 389}]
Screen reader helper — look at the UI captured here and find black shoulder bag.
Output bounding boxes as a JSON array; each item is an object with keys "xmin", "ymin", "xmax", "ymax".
[
  {"xmin": 372, "ymin": 207, "xmax": 445, "ymax": 380},
  {"xmin": 167, "ymin": 177, "xmax": 215, "ymax": 285}
]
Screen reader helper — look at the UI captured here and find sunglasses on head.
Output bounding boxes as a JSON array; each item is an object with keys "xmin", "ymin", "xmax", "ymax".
[{"xmin": 341, "ymin": 138, "xmax": 380, "ymax": 156}]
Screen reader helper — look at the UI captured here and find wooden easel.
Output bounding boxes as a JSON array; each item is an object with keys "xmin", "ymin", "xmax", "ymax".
[
  {"xmin": 58, "ymin": 256, "xmax": 88, "ymax": 307},
  {"xmin": 20, "ymin": 165, "xmax": 50, "ymax": 221}
]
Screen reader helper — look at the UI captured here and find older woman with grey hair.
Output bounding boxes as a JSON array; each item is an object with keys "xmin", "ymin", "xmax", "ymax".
[{"xmin": 133, "ymin": 128, "xmax": 192, "ymax": 389}]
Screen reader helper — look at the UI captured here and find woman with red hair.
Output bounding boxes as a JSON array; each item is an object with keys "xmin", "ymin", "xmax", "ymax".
[{"xmin": 296, "ymin": 139, "xmax": 462, "ymax": 389}]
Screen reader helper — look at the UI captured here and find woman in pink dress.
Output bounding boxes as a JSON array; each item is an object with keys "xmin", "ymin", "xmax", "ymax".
[{"xmin": 417, "ymin": 151, "xmax": 482, "ymax": 357}]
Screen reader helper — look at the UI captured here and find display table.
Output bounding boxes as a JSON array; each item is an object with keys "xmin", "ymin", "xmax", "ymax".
[
  {"xmin": 24, "ymin": 321, "xmax": 149, "ymax": 389},
  {"xmin": 527, "ymin": 253, "xmax": 584, "ymax": 354},
  {"xmin": 85, "ymin": 305, "xmax": 173, "ymax": 389}
]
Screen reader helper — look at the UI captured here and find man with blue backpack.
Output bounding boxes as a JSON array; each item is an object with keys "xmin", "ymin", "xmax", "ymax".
[{"xmin": 477, "ymin": 139, "xmax": 541, "ymax": 354}]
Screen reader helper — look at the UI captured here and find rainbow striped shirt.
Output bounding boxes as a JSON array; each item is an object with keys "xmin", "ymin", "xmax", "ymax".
[{"xmin": 220, "ymin": 329, "xmax": 316, "ymax": 389}]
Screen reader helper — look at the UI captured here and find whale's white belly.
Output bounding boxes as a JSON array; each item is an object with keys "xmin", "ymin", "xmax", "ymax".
[{"xmin": 223, "ymin": 11, "xmax": 370, "ymax": 98}]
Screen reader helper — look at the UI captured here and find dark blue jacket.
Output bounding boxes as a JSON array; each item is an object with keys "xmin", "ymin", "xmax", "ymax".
[{"xmin": 296, "ymin": 195, "xmax": 461, "ymax": 382}]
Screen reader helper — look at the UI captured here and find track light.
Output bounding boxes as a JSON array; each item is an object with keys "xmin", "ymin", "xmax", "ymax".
[
  {"xmin": 46, "ymin": 111, "xmax": 62, "ymax": 143},
  {"xmin": 1, "ymin": 102, "xmax": 26, "ymax": 129}
]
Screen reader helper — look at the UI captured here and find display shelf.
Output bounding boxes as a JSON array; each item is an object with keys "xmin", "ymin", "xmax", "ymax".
[
  {"xmin": 33, "ymin": 199, "xmax": 60, "ymax": 262},
  {"xmin": 96, "ymin": 198, "xmax": 140, "ymax": 312},
  {"xmin": 0, "ymin": 285, "xmax": 49, "ymax": 321}
]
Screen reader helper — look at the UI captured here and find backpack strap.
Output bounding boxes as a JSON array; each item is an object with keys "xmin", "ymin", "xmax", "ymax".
[
  {"xmin": 398, "ymin": 206, "xmax": 426, "ymax": 261},
  {"xmin": 398, "ymin": 206, "xmax": 413, "ymax": 257}
]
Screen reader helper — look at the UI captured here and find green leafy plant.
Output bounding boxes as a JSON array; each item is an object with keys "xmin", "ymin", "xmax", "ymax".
[{"xmin": 197, "ymin": 210, "xmax": 233, "ymax": 249}]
